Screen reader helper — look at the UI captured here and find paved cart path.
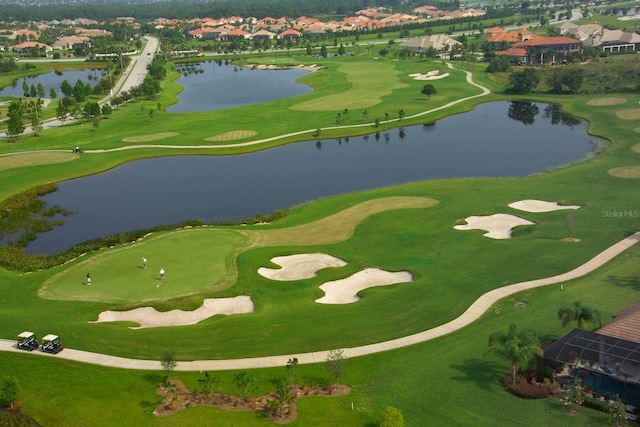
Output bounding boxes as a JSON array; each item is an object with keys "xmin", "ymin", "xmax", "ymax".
[
  {"xmin": 0, "ymin": 62, "xmax": 487, "ymax": 150},
  {"xmin": 2, "ymin": 231, "xmax": 638, "ymax": 370}
]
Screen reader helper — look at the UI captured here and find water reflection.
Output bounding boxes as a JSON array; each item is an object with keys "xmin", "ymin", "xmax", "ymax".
[
  {"xmin": 0, "ymin": 68, "xmax": 105, "ymax": 98},
  {"xmin": 167, "ymin": 61, "xmax": 313, "ymax": 112},
  {"xmin": 24, "ymin": 101, "xmax": 602, "ymax": 254}
]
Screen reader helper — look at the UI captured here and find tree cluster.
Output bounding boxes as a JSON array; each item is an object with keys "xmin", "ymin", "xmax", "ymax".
[{"xmin": 546, "ymin": 67, "xmax": 584, "ymax": 94}]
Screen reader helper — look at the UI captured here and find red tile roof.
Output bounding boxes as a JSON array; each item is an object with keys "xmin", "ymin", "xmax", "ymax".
[{"xmin": 513, "ymin": 36, "xmax": 582, "ymax": 47}]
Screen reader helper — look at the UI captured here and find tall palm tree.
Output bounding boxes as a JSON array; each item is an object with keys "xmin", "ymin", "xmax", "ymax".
[
  {"xmin": 527, "ymin": 46, "xmax": 537, "ymax": 65},
  {"xmin": 557, "ymin": 301, "xmax": 601, "ymax": 330},
  {"xmin": 487, "ymin": 323, "xmax": 543, "ymax": 385}
]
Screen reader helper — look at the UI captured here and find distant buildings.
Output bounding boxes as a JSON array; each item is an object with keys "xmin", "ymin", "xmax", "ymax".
[{"xmin": 491, "ymin": 24, "xmax": 640, "ymax": 64}]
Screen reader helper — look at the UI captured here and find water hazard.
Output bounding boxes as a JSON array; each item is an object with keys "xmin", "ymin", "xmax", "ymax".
[{"xmin": 25, "ymin": 101, "xmax": 603, "ymax": 254}]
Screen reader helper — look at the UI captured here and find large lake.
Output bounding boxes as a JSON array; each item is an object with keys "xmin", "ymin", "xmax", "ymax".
[
  {"xmin": 167, "ymin": 61, "xmax": 313, "ymax": 112},
  {"xmin": 26, "ymin": 101, "xmax": 602, "ymax": 254}
]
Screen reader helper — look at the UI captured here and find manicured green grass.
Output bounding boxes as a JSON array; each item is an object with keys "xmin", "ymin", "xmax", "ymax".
[
  {"xmin": 0, "ymin": 52, "xmax": 639, "ymax": 425},
  {"xmin": 290, "ymin": 60, "xmax": 409, "ymax": 111},
  {"xmin": 2, "ymin": 243, "xmax": 636, "ymax": 426},
  {"xmin": 39, "ymin": 228, "xmax": 248, "ymax": 303}
]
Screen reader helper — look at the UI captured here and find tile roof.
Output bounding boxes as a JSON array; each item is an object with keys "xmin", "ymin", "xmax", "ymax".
[
  {"xmin": 598, "ymin": 301, "xmax": 640, "ymax": 343},
  {"xmin": 513, "ymin": 36, "xmax": 582, "ymax": 47}
]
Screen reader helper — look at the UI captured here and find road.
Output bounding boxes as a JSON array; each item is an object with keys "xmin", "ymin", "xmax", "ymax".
[{"xmin": 0, "ymin": 35, "xmax": 159, "ymax": 139}]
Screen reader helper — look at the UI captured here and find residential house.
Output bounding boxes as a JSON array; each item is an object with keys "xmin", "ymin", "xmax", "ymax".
[
  {"xmin": 219, "ymin": 28, "xmax": 251, "ymax": 41},
  {"xmin": 504, "ymin": 36, "xmax": 582, "ymax": 64},
  {"xmin": 544, "ymin": 301, "xmax": 640, "ymax": 410},
  {"xmin": 278, "ymin": 28, "xmax": 302, "ymax": 40},
  {"xmin": 52, "ymin": 35, "xmax": 90, "ymax": 50},
  {"xmin": 400, "ymin": 34, "xmax": 461, "ymax": 53},
  {"xmin": 487, "ymin": 26, "xmax": 537, "ymax": 45},
  {"xmin": 252, "ymin": 29, "xmax": 276, "ymax": 41},
  {"xmin": 12, "ymin": 41, "xmax": 53, "ymax": 54}
]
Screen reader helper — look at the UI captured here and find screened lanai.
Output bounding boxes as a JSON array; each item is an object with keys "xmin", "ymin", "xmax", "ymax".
[{"xmin": 544, "ymin": 328, "xmax": 640, "ymax": 408}]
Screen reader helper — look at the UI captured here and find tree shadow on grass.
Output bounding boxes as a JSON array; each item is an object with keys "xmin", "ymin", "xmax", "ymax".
[
  {"xmin": 604, "ymin": 275, "xmax": 640, "ymax": 292},
  {"xmin": 301, "ymin": 374, "xmax": 329, "ymax": 388},
  {"xmin": 450, "ymin": 358, "xmax": 506, "ymax": 391},
  {"xmin": 142, "ymin": 372, "xmax": 164, "ymax": 385}
]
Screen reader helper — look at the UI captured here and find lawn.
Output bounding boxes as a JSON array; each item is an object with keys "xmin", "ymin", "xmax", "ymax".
[
  {"xmin": 2, "ymin": 242, "xmax": 636, "ymax": 426},
  {"xmin": 0, "ymin": 52, "xmax": 639, "ymax": 425},
  {"xmin": 290, "ymin": 60, "xmax": 409, "ymax": 111}
]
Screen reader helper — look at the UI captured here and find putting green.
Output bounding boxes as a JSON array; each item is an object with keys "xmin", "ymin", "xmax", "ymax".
[
  {"xmin": 122, "ymin": 132, "xmax": 179, "ymax": 143},
  {"xmin": 0, "ymin": 151, "xmax": 78, "ymax": 170},
  {"xmin": 615, "ymin": 109, "xmax": 640, "ymax": 120},
  {"xmin": 608, "ymin": 166, "xmax": 640, "ymax": 178},
  {"xmin": 39, "ymin": 229, "xmax": 249, "ymax": 303},
  {"xmin": 38, "ymin": 196, "xmax": 437, "ymax": 304},
  {"xmin": 587, "ymin": 97, "xmax": 626, "ymax": 106},
  {"xmin": 204, "ymin": 130, "xmax": 258, "ymax": 141},
  {"xmin": 290, "ymin": 61, "xmax": 407, "ymax": 111}
]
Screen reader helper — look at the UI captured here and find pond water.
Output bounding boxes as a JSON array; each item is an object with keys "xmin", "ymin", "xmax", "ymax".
[
  {"xmin": 0, "ymin": 68, "xmax": 105, "ymax": 98},
  {"xmin": 25, "ymin": 101, "xmax": 603, "ymax": 254},
  {"xmin": 167, "ymin": 61, "xmax": 313, "ymax": 112}
]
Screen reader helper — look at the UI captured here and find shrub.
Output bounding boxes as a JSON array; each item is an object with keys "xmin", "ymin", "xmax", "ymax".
[
  {"xmin": 502, "ymin": 374, "xmax": 549, "ymax": 399},
  {"xmin": 582, "ymin": 395, "xmax": 613, "ymax": 413}
]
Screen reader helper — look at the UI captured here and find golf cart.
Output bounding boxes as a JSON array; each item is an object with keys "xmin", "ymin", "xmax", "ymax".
[
  {"xmin": 17, "ymin": 331, "xmax": 39, "ymax": 351},
  {"xmin": 41, "ymin": 334, "xmax": 63, "ymax": 354}
]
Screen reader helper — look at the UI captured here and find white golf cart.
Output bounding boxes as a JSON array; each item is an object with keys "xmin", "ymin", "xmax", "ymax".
[
  {"xmin": 41, "ymin": 334, "xmax": 63, "ymax": 354},
  {"xmin": 17, "ymin": 331, "xmax": 39, "ymax": 351}
]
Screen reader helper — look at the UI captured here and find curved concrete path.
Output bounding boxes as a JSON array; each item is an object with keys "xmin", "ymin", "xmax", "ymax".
[
  {"xmin": 0, "ymin": 62, "xmax": 489, "ymax": 153},
  {"xmin": 1, "ymin": 231, "xmax": 638, "ymax": 371}
]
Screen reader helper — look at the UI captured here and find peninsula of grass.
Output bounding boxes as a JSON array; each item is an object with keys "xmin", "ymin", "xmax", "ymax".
[{"xmin": 0, "ymin": 52, "xmax": 639, "ymax": 426}]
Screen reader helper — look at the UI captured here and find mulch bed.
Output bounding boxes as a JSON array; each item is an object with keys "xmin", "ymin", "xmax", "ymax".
[
  {"xmin": 154, "ymin": 379, "xmax": 350, "ymax": 424},
  {"xmin": 501, "ymin": 373, "xmax": 552, "ymax": 400}
]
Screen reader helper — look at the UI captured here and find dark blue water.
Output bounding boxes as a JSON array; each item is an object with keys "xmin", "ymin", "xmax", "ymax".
[
  {"xmin": 25, "ymin": 101, "xmax": 602, "ymax": 254},
  {"xmin": 167, "ymin": 61, "xmax": 313, "ymax": 112},
  {"xmin": 0, "ymin": 68, "xmax": 105, "ymax": 98},
  {"xmin": 581, "ymin": 369, "xmax": 640, "ymax": 407}
]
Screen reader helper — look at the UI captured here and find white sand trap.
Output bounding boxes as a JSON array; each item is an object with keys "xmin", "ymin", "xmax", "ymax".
[
  {"xmin": 454, "ymin": 214, "xmax": 535, "ymax": 239},
  {"xmin": 258, "ymin": 253, "xmax": 347, "ymax": 281},
  {"xmin": 316, "ymin": 268, "xmax": 413, "ymax": 304},
  {"xmin": 508, "ymin": 199, "xmax": 581, "ymax": 213},
  {"xmin": 92, "ymin": 296, "xmax": 254, "ymax": 329},
  {"xmin": 409, "ymin": 71, "xmax": 450, "ymax": 80}
]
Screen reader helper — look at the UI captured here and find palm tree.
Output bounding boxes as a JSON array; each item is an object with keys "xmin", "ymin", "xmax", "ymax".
[
  {"xmin": 527, "ymin": 46, "xmax": 537, "ymax": 65},
  {"xmin": 487, "ymin": 323, "xmax": 543, "ymax": 385},
  {"xmin": 557, "ymin": 301, "xmax": 601, "ymax": 330}
]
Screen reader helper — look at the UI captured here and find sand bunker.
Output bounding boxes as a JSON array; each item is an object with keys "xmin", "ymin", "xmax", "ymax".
[
  {"xmin": 635, "ymin": 127, "xmax": 640, "ymax": 134},
  {"xmin": 508, "ymin": 199, "xmax": 581, "ymax": 213},
  {"xmin": 204, "ymin": 130, "xmax": 258, "ymax": 142},
  {"xmin": 632, "ymin": 143, "xmax": 640, "ymax": 153},
  {"xmin": 122, "ymin": 132, "xmax": 179, "ymax": 143},
  {"xmin": 315, "ymin": 268, "xmax": 413, "ymax": 304},
  {"xmin": 608, "ymin": 166, "xmax": 640, "ymax": 179},
  {"xmin": 587, "ymin": 97, "xmax": 626, "ymax": 106},
  {"xmin": 454, "ymin": 214, "xmax": 535, "ymax": 239},
  {"xmin": 252, "ymin": 64, "xmax": 320, "ymax": 72},
  {"xmin": 0, "ymin": 151, "xmax": 77, "ymax": 170},
  {"xmin": 615, "ymin": 109, "xmax": 640, "ymax": 120},
  {"xmin": 258, "ymin": 253, "xmax": 347, "ymax": 281},
  {"xmin": 409, "ymin": 71, "xmax": 450, "ymax": 80},
  {"xmin": 92, "ymin": 296, "xmax": 254, "ymax": 329}
]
